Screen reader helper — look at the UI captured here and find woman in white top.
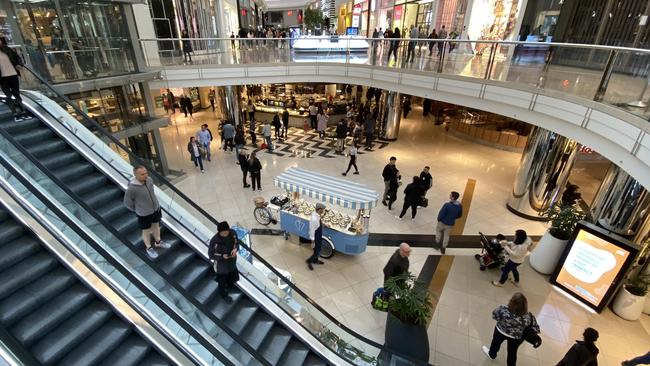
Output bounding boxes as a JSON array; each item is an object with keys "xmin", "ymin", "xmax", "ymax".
[
  {"xmin": 492, "ymin": 229, "xmax": 533, "ymax": 287},
  {"xmin": 316, "ymin": 106, "xmax": 328, "ymax": 139}
]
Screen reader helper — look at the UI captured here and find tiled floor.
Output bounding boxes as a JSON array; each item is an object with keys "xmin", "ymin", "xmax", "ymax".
[{"xmin": 158, "ymin": 107, "xmax": 649, "ymax": 365}]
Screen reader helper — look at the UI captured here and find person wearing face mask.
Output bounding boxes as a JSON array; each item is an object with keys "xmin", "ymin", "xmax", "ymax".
[{"xmin": 208, "ymin": 221, "xmax": 240, "ymax": 302}]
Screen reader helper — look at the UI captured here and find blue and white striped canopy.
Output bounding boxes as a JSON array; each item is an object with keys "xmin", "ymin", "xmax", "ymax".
[{"xmin": 273, "ymin": 168, "xmax": 379, "ymax": 210}]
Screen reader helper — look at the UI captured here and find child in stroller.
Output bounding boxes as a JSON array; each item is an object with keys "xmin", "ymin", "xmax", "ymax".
[{"xmin": 475, "ymin": 232, "xmax": 508, "ymax": 270}]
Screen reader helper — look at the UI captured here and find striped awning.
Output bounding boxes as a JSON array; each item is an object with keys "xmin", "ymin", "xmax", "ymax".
[{"xmin": 273, "ymin": 168, "xmax": 379, "ymax": 210}]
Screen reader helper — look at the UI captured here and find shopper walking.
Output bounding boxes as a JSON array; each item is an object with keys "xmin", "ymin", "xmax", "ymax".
[
  {"xmin": 622, "ymin": 350, "xmax": 650, "ymax": 365},
  {"xmin": 482, "ymin": 293, "xmax": 540, "ymax": 366},
  {"xmin": 208, "ymin": 89, "xmax": 216, "ymax": 112},
  {"xmin": 0, "ymin": 36, "xmax": 26, "ymax": 122},
  {"xmin": 166, "ymin": 89, "xmax": 176, "ymax": 114},
  {"xmin": 383, "ymin": 242, "xmax": 411, "ymax": 284},
  {"xmin": 428, "ymin": 29, "xmax": 438, "ymax": 56},
  {"xmin": 272, "ymin": 112, "xmax": 282, "ymax": 140},
  {"xmin": 208, "ymin": 221, "xmax": 239, "ymax": 301},
  {"xmin": 438, "ymin": 25, "xmax": 448, "ymax": 56},
  {"xmin": 187, "ymin": 137, "xmax": 205, "ymax": 173},
  {"xmin": 249, "ymin": 118, "xmax": 258, "ymax": 146},
  {"xmin": 248, "ymin": 152, "xmax": 262, "ymax": 191},
  {"xmin": 364, "ymin": 113, "xmax": 375, "ymax": 149},
  {"xmin": 382, "ymin": 157, "xmax": 400, "ymax": 206},
  {"xmin": 341, "ymin": 145, "xmax": 359, "ymax": 176},
  {"xmin": 222, "ymin": 121, "xmax": 235, "ymax": 151},
  {"xmin": 262, "ymin": 121, "xmax": 273, "ymax": 152},
  {"xmin": 406, "ymin": 25, "xmax": 418, "ymax": 63},
  {"xmin": 419, "ymin": 166, "xmax": 432, "ymax": 196},
  {"xmin": 309, "ymin": 102, "xmax": 318, "ymax": 130},
  {"xmin": 180, "ymin": 95, "xmax": 188, "ymax": 117},
  {"xmin": 123, "ymin": 166, "xmax": 171, "ymax": 259},
  {"xmin": 282, "ymin": 108, "xmax": 289, "ymax": 139},
  {"xmin": 387, "ymin": 27, "xmax": 400, "ymax": 62},
  {"xmin": 246, "ymin": 100, "xmax": 255, "ymax": 122},
  {"xmin": 237, "ymin": 150, "xmax": 251, "ymax": 188},
  {"xmin": 336, "ymin": 120, "xmax": 347, "ymax": 153},
  {"xmin": 556, "ymin": 327, "xmax": 599, "ymax": 366},
  {"xmin": 492, "ymin": 229, "xmax": 533, "ymax": 287},
  {"xmin": 182, "ymin": 30, "xmax": 193, "ymax": 63},
  {"xmin": 234, "ymin": 127, "xmax": 246, "ymax": 157},
  {"xmin": 434, "ymin": 191, "xmax": 462, "ymax": 254},
  {"xmin": 197, "ymin": 124, "xmax": 212, "ymax": 162},
  {"xmin": 386, "ymin": 171, "xmax": 399, "ymax": 210},
  {"xmin": 316, "ymin": 107, "xmax": 328, "ymax": 139},
  {"xmin": 306, "ymin": 203, "xmax": 326, "ymax": 270},
  {"xmin": 398, "ymin": 176, "xmax": 425, "ymax": 220}
]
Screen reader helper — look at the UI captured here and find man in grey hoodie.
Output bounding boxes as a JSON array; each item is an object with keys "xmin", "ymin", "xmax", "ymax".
[{"xmin": 123, "ymin": 166, "xmax": 171, "ymax": 258}]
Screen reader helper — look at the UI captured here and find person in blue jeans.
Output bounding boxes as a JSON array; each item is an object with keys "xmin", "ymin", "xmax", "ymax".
[
  {"xmin": 623, "ymin": 350, "xmax": 650, "ymax": 365},
  {"xmin": 491, "ymin": 230, "xmax": 533, "ymax": 288}
]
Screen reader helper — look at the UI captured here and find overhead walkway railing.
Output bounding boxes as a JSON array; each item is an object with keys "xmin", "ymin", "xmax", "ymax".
[
  {"xmin": 16, "ymin": 66, "xmax": 432, "ymax": 365},
  {"xmin": 136, "ymin": 37, "xmax": 650, "ymax": 121}
]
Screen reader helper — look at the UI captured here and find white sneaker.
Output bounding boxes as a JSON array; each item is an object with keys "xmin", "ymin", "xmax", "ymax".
[
  {"xmin": 482, "ymin": 346, "xmax": 495, "ymax": 360},
  {"xmin": 155, "ymin": 241, "xmax": 171, "ymax": 249},
  {"xmin": 146, "ymin": 247, "xmax": 159, "ymax": 259},
  {"xmin": 491, "ymin": 280, "xmax": 503, "ymax": 287}
]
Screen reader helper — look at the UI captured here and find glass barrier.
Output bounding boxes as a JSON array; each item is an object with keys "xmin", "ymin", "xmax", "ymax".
[
  {"xmin": 17, "ymin": 66, "xmax": 431, "ymax": 365},
  {"xmin": 0, "ymin": 126, "xmax": 255, "ymax": 366},
  {"xmin": 136, "ymin": 37, "xmax": 650, "ymax": 120}
]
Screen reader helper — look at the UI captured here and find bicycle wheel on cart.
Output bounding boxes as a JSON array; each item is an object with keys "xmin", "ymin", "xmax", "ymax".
[
  {"xmin": 254, "ymin": 207, "xmax": 271, "ymax": 225},
  {"xmin": 320, "ymin": 237, "xmax": 334, "ymax": 259}
]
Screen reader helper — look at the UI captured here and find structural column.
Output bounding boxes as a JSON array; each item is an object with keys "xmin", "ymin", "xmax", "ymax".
[
  {"xmin": 380, "ymin": 91, "xmax": 401, "ymax": 141},
  {"xmin": 219, "ymin": 85, "xmax": 240, "ymax": 127},
  {"xmin": 590, "ymin": 164, "xmax": 650, "ymax": 241},
  {"xmin": 506, "ymin": 127, "xmax": 578, "ymax": 220}
]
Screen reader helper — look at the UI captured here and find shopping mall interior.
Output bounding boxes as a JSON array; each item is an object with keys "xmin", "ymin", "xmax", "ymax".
[{"xmin": 0, "ymin": 0, "xmax": 649, "ymax": 365}]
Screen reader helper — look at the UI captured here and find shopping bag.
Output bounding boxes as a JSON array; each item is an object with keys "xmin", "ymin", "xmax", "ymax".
[
  {"xmin": 260, "ymin": 142, "xmax": 267, "ymax": 149},
  {"xmin": 371, "ymin": 287, "xmax": 389, "ymax": 312},
  {"xmin": 420, "ymin": 197, "xmax": 429, "ymax": 208}
]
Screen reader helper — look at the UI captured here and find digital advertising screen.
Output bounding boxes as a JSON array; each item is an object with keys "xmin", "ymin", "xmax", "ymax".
[{"xmin": 550, "ymin": 222, "xmax": 639, "ymax": 312}]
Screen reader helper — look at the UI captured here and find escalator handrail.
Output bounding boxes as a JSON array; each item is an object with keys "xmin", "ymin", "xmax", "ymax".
[
  {"xmin": 0, "ymin": 126, "xmax": 256, "ymax": 366},
  {"xmin": 19, "ymin": 65, "xmax": 429, "ymax": 365}
]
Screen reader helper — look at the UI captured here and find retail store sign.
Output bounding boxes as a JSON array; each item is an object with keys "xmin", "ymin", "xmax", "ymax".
[
  {"xmin": 550, "ymin": 222, "xmax": 639, "ymax": 312},
  {"xmin": 352, "ymin": 3, "xmax": 362, "ymax": 28},
  {"xmin": 394, "ymin": 5, "xmax": 402, "ymax": 21}
]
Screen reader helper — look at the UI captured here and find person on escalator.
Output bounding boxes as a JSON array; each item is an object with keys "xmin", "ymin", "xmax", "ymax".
[
  {"xmin": 0, "ymin": 36, "xmax": 27, "ymax": 122},
  {"xmin": 209, "ymin": 221, "xmax": 240, "ymax": 302},
  {"xmin": 123, "ymin": 165, "xmax": 171, "ymax": 259}
]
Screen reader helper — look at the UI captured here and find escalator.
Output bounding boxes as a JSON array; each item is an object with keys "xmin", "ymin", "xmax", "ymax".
[
  {"xmin": 0, "ymin": 106, "xmax": 329, "ymax": 365},
  {"xmin": 0, "ymin": 203, "xmax": 173, "ymax": 366}
]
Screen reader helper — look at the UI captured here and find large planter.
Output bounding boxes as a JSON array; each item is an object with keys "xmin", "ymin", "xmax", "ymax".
[
  {"xmin": 529, "ymin": 231, "xmax": 568, "ymax": 275},
  {"xmin": 382, "ymin": 312, "xmax": 429, "ymax": 364},
  {"xmin": 612, "ymin": 285, "xmax": 646, "ymax": 321}
]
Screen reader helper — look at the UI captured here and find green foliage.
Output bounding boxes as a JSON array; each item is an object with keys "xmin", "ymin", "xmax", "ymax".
[
  {"xmin": 383, "ymin": 272, "xmax": 433, "ymax": 326},
  {"xmin": 303, "ymin": 8, "xmax": 326, "ymax": 32},
  {"xmin": 625, "ymin": 273, "xmax": 650, "ymax": 296},
  {"xmin": 544, "ymin": 203, "xmax": 590, "ymax": 240}
]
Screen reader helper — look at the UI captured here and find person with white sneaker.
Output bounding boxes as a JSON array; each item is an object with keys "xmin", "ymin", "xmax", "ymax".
[
  {"xmin": 123, "ymin": 165, "xmax": 171, "ymax": 259},
  {"xmin": 482, "ymin": 293, "xmax": 540, "ymax": 366},
  {"xmin": 491, "ymin": 229, "xmax": 533, "ymax": 288}
]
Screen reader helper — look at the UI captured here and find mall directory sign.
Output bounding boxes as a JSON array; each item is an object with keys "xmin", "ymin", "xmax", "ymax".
[{"xmin": 550, "ymin": 221, "xmax": 639, "ymax": 312}]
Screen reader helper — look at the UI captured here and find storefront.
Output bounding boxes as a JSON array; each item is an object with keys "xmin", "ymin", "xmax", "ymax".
[
  {"xmin": 373, "ymin": 0, "xmax": 435, "ymax": 35},
  {"xmin": 151, "ymin": 87, "xmax": 201, "ymax": 115}
]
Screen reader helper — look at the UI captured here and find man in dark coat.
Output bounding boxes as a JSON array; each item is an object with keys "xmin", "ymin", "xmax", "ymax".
[
  {"xmin": 556, "ymin": 327, "xmax": 599, "ymax": 366},
  {"xmin": 382, "ymin": 156, "xmax": 400, "ymax": 205},
  {"xmin": 208, "ymin": 221, "xmax": 239, "ymax": 301},
  {"xmin": 383, "ymin": 243, "xmax": 411, "ymax": 284}
]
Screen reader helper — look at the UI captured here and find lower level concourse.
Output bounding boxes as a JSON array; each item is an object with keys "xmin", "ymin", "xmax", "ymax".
[{"xmin": 154, "ymin": 86, "xmax": 650, "ymax": 366}]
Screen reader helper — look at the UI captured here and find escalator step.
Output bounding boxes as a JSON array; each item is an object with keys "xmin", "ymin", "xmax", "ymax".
[
  {"xmin": 53, "ymin": 162, "xmax": 95, "ymax": 183},
  {"xmin": 13, "ymin": 128, "xmax": 54, "ymax": 145},
  {"xmin": 57, "ymin": 318, "xmax": 132, "ymax": 366},
  {"xmin": 192, "ymin": 270, "xmax": 219, "ymax": 305},
  {"xmin": 30, "ymin": 300, "xmax": 113, "ymax": 365},
  {"xmin": 11, "ymin": 283, "xmax": 94, "ymax": 346},
  {"xmin": 0, "ymin": 209, "xmax": 8, "ymax": 222},
  {"xmin": 277, "ymin": 339, "xmax": 310, "ymax": 365},
  {"xmin": 302, "ymin": 353, "xmax": 329, "ymax": 366},
  {"xmin": 206, "ymin": 290, "xmax": 243, "ymax": 319},
  {"xmin": 175, "ymin": 260, "xmax": 209, "ymax": 290},
  {"xmin": 81, "ymin": 186, "xmax": 122, "ymax": 209},
  {"xmin": 258, "ymin": 326, "xmax": 293, "ymax": 365},
  {"xmin": 25, "ymin": 138, "xmax": 67, "ymax": 157},
  {"xmin": 40, "ymin": 149, "xmax": 80, "ymax": 170},
  {"xmin": 138, "ymin": 351, "xmax": 172, "ymax": 366},
  {"xmin": 240, "ymin": 313, "xmax": 276, "ymax": 350},
  {"xmin": 0, "ymin": 268, "xmax": 76, "ymax": 326},
  {"xmin": 0, "ymin": 236, "xmax": 40, "ymax": 272},
  {"xmin": 0, "ymin": 221, "xmax": 26, "ymax": 244},
  {"xmin": 0, "ymin": 117, "xmax": 41, "ymax": 134},
  {"xmin": 113, "ymin": 214, "xmax": 139, "ymax": 235},
  {"xmin": 224, "ymin": 304, "xmax": 258, "ymax": 334},
  {"xmin": 98, "ymin": 335, "xmax": 151, "ymax": 366},
  {"xmin": 67, "ymin": 173, "xmax": 107, "ymax": 196},
  {"xmin": 96, "ymin": 200, "xmax": 130, "ymax": 221},
  {"xmin": 0, "ymin": 252, "xmax": 58, "ymax": 300},
  {"xmin": 157, "ymin": 248, "xmax": 195, "ymax": 276}
]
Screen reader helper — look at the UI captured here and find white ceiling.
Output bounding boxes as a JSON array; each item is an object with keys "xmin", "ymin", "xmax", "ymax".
[{"xmin": 265, "ymin": 0, "xmax": 312, "ymax": 11}]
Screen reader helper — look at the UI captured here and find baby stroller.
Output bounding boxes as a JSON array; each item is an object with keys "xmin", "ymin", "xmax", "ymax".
[{"xmin": 475, "ymin": 232, "xmax": 508, "ymax": 271}]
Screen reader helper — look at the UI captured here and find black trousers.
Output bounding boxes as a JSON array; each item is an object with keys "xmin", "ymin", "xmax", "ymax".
[
  {"xmin": 250, "ymin": 131, "xmax": 257, "ymax": 144},
  {"xmin": 250, "ymin": 172, "xmax": 261, "ymax": 190},
  {"xmin": 223, "ymin": 138, "xmax": 234, "ymax": 151},
  {"xmin": 1, "ymin": 75, "xmax": 24, "ymax": 115},
  {"xmin": 345, "ymin": 156, "xmax": 358, "ymax": 173},
  {"xmin": 307, "ymin": 237, "xmax": 322, "ymax": 263},
  {"xmin": 241, "ymin": 169, "xmax": 248, "ymax": 187},
  {"xmin": 310, "ymin": 115, "xmax": 317, "ymax": 129},
  {"xmin": 488, "ymin": 327, "xmax": 523, "ymax": 366},
  {"xmin": 399, "ymin": 202, "xmax": 418, "ymax": 218}
]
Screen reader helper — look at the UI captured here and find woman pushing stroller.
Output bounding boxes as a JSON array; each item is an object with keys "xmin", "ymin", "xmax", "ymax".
[{"xmin": 491, "ymin": 230, "xmax": 535, "ymax": 288}]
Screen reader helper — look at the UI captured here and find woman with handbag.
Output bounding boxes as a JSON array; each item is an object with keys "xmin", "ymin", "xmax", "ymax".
[
  {"xmin": 482, "ymin": 292, "xmax": 540, "ymax": 366},
  {"xmin": 208, "ymin": 221, "xmax": 240, "ymax": 302},
  {"xmin": 398, "ymin": 176, "xmax": 425, "ymax": 220},
  {"xmin": 187, "ymin": 136, "xmax": 204, "ymax": 173}
]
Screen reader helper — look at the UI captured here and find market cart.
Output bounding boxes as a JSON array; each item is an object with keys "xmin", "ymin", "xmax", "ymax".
[{"xmin": 267, "ymin": 167, "xmax": 379, "ymax": 257}]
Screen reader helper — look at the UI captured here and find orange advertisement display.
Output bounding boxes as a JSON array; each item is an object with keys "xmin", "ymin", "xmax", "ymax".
[{"xmin": 554, "ymin": 229, "xmax": 631, "ymax": 307}]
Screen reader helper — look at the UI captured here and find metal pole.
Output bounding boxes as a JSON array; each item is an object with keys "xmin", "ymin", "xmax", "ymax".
[{"xmin": 593, "ymin": 49, "xmax": 617, "ymax": 102}]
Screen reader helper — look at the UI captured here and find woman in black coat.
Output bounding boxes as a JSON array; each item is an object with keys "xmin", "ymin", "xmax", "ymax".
[
  {"xmin": 248, "ymin": 152, "xmax": 262, "ymax": 191},
  {"xmin": 237, "ymin": 150, "xmax": 250, "ymax": 188},
  {"xmin": 386, "ymin": 174, "xmax": 400, "ymax": 211},
  {"xmin": 208, "ymin": 221, "xmax": 239, "ymax": 300},
  {"xmin": 556, "ymin": 328, "xmax": 599, "ymax": 366},
  {"xmin": 398, "ymin": 176, "xmax": 425, "ymax": 219}
]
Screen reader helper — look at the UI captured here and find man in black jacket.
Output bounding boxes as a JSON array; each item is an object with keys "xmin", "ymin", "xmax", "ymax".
[
  {"xmin": 281, "ymin": 108, "xmax": 289, "ymax": 139},
  {"xmin": 382, "ymin": 156, "xmax": 400, "ymax": 206},
  {"xmin": 383, "ymin": 243, "xmax": 411, "ymax": 284},
  {"xmin": 335, "ymin": 120, "xmax": 347, "ymax": 153},
  {"xmin": 556, "ymin": 327, "xmax": 599, "ymax": 366},
  {"xmin": 0, "ymin": 37, "xmax": 27, "ymax": 122}
]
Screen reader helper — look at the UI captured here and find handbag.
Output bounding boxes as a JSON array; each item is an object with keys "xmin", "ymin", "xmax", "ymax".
[
  {"xmin": 371, "ymin": 287, "xmax": 389, "ymax": 312},
  {"xmin": 522, "ymin": 313, "xmax": 542, "ymax": 348},
  {"xmin": 420, "ymin": 197, "xmax": 429, "ymax": 207}
]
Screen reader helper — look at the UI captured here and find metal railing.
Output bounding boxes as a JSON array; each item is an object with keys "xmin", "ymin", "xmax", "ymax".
[{"xmin": 138, "ymin": 37, "xmax": 650, "ymax": 121}]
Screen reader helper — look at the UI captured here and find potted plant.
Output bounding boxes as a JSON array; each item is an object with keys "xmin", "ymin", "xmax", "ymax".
[
  {"xmin": 381, "ymin": 272, "xmax": 432, "ymax": 363},
  {"xmin": 612, "ymin": 273, "xmax": 650, "ymax": 320},
  {"xmin": 529, "ymin": 202, "xmax": 589, "ymax": 274}
]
